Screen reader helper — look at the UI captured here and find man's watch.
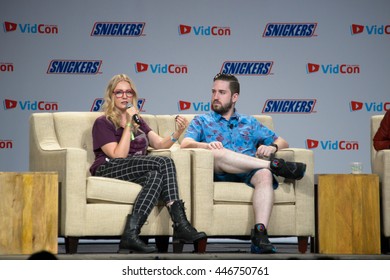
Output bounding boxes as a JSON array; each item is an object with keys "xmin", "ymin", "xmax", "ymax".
[{"xmin": 270, "ymin": 143, "xmax": 278, "ymax": 152}]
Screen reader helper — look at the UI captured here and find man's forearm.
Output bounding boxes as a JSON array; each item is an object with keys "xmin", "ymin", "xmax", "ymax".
[{"xmin": 180, "ymin": 138, "xmax": 209, "ymax": 149}]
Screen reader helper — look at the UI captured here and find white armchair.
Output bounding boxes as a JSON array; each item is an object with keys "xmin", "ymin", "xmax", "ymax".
[
  {"xmin": 29, "ymin": 112, "xmax": 192, "ymax": 253},
  {"xmin": 371, "ymin": 114, "xmax": 390, "ymax": 251},
  {"xmin": 157, "ymin": 114, "xmax": 315, "ymax": 253}
]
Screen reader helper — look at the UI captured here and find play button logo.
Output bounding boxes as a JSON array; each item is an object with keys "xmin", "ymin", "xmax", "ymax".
[
  {"xmin": 306, "ymin": 139, "xmax": 319, "ymax": 149},
  {"xmin": 3, "ymin": 99, "xmax": 18, "ymax": 110},
  {"xmin": 178, "ymin": 100, "xmax": 191, "ymax": 111},
  {"xmin": 135, "ymin": 62, "xmax": 148, "ymax": 73},
  {"xmin": 3, "ymin": 21, "xmax": 17, "ymax": 32},
  {"xmin": 306, "ymin": 63, "xmax": 320, "ymax": 73},
  {"xmin": 351, "ymin": 24, "xmax": 364, "ymax": 35},
  {"xmin": 178, "ymin": 25, "xmax": 192, "ymax": 35},
  {"xmin": 350, "ymin": 101, "xmax": 363, "ymax": 111}
]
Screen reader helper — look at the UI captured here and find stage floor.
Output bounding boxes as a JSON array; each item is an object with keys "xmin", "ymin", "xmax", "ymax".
[{"xmin": 2, "ymin": 238, "xmax": 390, "ymax": 260}]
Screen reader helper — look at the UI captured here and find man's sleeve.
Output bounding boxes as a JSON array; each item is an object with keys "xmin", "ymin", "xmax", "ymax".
[
  {"xmin": 184, "ymin": 116, "xmax": 204, "ymax": 142},
  {"xmin": 254, "ymin": 118, "xmax": 278, "ymax": 146}
]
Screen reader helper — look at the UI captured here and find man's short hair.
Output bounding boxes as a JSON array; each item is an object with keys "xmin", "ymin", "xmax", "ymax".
[{"xmin": 213, "ymin": 73, "xmax": 240, "ymax": 95}]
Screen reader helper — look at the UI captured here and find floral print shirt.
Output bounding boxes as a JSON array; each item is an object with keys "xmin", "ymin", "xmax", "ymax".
[{"xmin": 185, "ymin": 110, "xmax": 278, "ymax": 157}]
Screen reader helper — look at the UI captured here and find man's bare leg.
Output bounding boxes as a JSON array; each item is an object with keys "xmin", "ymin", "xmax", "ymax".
[
  {"xmin": 211, "ymin": 147, "xmax": 306, "ymax": 180},
  {"xmin": 250, "ymin": 169, "xmax": 277, "ymax": 254},
  {"xmin": 211, "ymin": 148, "xmax": 270, "ymax": 174},
  {"xmin": 251, "ymin": 169, "xmax": 274, "ymax": 227}
]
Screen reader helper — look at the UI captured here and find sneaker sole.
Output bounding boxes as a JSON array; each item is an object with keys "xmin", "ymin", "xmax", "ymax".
[{"xmin": 250, "ymin": 244, "xmax": 276, "ymax": 254}]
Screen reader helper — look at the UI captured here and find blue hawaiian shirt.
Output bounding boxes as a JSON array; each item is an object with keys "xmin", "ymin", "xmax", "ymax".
[{"xmin": 185, "ymin": 110, "xmax": 278, "ymax": 157}]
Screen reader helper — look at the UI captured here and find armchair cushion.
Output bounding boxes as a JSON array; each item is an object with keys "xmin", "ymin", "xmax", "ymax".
[{"xmin": 87, "ymin": 177, "xmax": 142, "ymax": 204}]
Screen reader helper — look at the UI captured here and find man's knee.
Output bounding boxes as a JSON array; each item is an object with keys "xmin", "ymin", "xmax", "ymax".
[
  {"xmin": 211, "ymin": 147, "xmax": 227, "ymax": 161},
  {"xmin": 251, "ymin": 169, "xmax": 273, "ymax": 186}
]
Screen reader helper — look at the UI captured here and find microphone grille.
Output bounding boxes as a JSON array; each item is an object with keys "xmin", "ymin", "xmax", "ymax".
[{"xmin": 127, "ymin": 103, "xmax": 133, "ymax": 109}]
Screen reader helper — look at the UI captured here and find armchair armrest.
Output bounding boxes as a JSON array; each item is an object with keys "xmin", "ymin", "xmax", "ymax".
[
  {"xmin": 30, "ymin": 144, "xmax": 89, "ymax": 235},
  {"xmin": 184, "ymin": 148, "xmax": 215, "ymax": 229},
  {"xmin": 372, "ymin": 150, "xmax": 390, "ymax": 180},
  {"xmin": 276, "ymin": 148, "xmax": 315, "ymax": 236}
]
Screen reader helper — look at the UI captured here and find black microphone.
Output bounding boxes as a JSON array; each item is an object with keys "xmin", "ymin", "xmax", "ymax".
[
  {"xmin": 126, "ymin": 103, "xmax": 140, "ymax": 124},
  {"xmin": 229, "ymin": 124, "xmax": 234, "ymax": 129}
]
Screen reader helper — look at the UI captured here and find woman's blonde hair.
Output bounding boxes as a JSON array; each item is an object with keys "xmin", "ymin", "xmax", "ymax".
[{"xmin": 102, "ymin": 74, "xmax": 139, "ymax": 129}]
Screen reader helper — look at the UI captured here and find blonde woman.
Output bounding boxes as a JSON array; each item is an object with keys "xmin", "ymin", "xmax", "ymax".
[{"xmin": 90, "ymin": 74, "xmax": 206, "ymax": 253}]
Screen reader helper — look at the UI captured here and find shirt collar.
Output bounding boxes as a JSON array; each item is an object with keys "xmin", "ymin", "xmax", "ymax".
[{"xmin": 210, "ymin": 109, "xmax": 240, "ymax": 122}]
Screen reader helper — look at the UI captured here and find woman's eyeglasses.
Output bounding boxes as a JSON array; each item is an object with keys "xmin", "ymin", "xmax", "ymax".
[{"xmin": 113, "ymin": 90, "xmax": 135, "ymax": 98}]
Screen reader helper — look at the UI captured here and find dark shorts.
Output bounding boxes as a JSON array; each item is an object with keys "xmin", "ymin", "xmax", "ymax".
[{"xmin": 214, "ymin": 168, "xmax": 279, "ymax": 189}]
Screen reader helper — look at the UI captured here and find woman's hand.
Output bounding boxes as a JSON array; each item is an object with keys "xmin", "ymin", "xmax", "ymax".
[
  {"xmin": 175, "ymin": 115, "xmax": 189, "ymax": 135},
  {"xmin": 126, "ymin": 104, "xmax": 138, "ymax": 122}
]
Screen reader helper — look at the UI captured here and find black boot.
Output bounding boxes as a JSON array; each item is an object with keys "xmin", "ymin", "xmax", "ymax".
[
  {"xmin": 251, "ymin": 223, "xmax": 276, "ymax": 254},
  {"xmin": 168, "ymin": 200, "xmax": 207, "ymax": 243},
  {"xmin": 118, "ymin": 213, "xmax": 157, "ymax": 253},
  {"xmin": 270, "ymin": 157, "xmax": 306, "ymax": 180}
]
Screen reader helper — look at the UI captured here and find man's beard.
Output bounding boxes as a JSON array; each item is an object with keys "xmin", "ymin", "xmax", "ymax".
[{"xmin": 212, "ymin": 99, "xmax": 233, "ymax": 115}]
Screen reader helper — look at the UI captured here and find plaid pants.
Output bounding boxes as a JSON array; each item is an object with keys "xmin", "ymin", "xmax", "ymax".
[{"xmin": 95, "ymin": 155, "xmax": 179, "ymax": 216}]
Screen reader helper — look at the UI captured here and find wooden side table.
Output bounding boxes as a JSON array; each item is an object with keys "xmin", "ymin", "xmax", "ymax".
[
  {"xmin": 0, "ymin": 172, "xmax": 58, "ymax": 255},
  {"xmin": 318, "ymin": 174, "xmax": 380, "ymax": 254}
]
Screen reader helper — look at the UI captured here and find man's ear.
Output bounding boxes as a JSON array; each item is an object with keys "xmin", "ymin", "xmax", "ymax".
[{"xmin": 232, "ymin": 92, "xmax": 239, "ymax": 102}]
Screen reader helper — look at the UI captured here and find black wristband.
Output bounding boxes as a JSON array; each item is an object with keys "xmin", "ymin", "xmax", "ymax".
[{"xmin": 270, "ymin": 143, "xmax": 278, "ymax": 152}]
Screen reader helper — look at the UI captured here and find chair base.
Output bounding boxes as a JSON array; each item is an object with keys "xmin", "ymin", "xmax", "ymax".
[
  {"xmin": 381, "ymin": 235, "xmax": 390, "ymax": 253},
  {"xmin": 172, "ymin": 237, "xmax": 208, "ymax": 253},
  {"xmin": 64, "ymin": 235, "xmax": 309, "ymax": 254},
  {"xmin": 195, "ymin": 236, "xmax": 311, "ymax": 254},
  {"xmin": 64, "ymin": 236, "xmax": 171, "ymax": 254},
  {"xmin": 298, "ymin": 236, "xmax": 310, "ymax": 253}
]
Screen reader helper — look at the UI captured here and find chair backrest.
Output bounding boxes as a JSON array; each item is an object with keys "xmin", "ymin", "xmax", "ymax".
[
  {"xmin": 371, "ymin": 114, "xmax": 385, "ymax": 169},
  {"xmin": 30, "ymin": 112, "xmax": 159, "ymax": 175}
]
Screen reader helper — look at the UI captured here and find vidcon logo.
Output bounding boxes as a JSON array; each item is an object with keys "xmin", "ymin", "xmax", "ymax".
[
  {"xmin": 220, "ymin": 61, "xmax": 273, "ymax": 76},
  {"xmin": 263, "ymin": 23, "xmax": 317, "ymax": 37},
  {"xmin": 135, "ymin": 62, "xmax": 188, "ymax": 74},
  {"xmin": 350, "ymin": 101, "xmax": 390, "ymax": 112},
  {"xmin": 178, "ymin": 24, "xmax": 231, "ymax": 36},
  {"xmin": 3, "ymin": 21, "xmax": 58, "ymax": 34},
  {"xmin": 306, "ymin": 139, "xmax": 359, "ymax": 150},
  {"xmin": 3, "ymin": 99, "xmax": 59, "ymax": 111},
  {"xmin": 306, "ymin": 63, "xmax": 360, "ymax": 74},
  {"xmin": 91, "ymin": 22, "xmax": 145, "ymax": 36},
  {"xmin": 178, "ymin": 100, "xmax": 210, "ymax": 112},
  {"xmin": 351, "ymin": 24, "xmax": 390, "ymax": 35}
]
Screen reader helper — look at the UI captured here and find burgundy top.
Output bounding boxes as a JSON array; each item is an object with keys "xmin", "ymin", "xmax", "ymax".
[
  {"xmin": 373, "ymin": 110, "xmax": 390, "ymax": 151},
  {"xmin": 89, "ymin": 115, "xmax": 152, "ymax": 175}
]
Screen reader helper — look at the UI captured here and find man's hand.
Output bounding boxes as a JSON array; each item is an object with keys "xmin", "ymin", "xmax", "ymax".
[
  {"xmin": 256, "ymin": 144, "xmax": 277, "ymax": 159},
  {"xmin": 208, "ymin": 141, "xmax": 224, "ymax": 150}
]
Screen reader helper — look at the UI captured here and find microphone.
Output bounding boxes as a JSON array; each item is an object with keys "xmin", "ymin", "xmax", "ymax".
[
  {"xmin": 126, "ymin": 103, "xmax": 140, "ymax": 124},
  {"xmin": 229, "ymin": 124, "xmax": 234, "ymax": 129}
]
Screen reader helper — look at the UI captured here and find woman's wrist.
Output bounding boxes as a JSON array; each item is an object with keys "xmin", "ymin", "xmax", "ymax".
[{"xmin": 170, "ymin": 132, "xmax": 179, "ymax": 142}]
